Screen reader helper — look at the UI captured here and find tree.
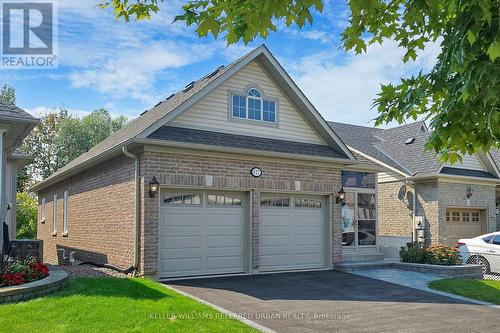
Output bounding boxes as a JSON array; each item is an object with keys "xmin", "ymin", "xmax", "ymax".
[
  {"xmin": 55, "ymin": 109, "xmax": 128, "ymax": 167},
  {"xmin": 22, "ymin": 108, "xmax": 128, "ymax": 186},
  {"xmin": 16, "ymin": 192, "xmax": 37, "ymax": 239},
  {"xmin": 100, "ymin": 0, "xmax": 500, "ymax": 161},
  {"xmin": 0, "ymin": 84, "xmax": 16, "ymax": 105}
]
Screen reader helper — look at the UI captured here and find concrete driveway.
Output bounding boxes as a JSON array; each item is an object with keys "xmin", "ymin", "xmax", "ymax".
[{"xmin": 167, "ymin": 270, "xmax": 498, "ymax": 333}]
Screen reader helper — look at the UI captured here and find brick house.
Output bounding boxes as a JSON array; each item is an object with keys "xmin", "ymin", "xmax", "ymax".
[
  {"xmin": 33, "ymin": 45, "xmax": 382, "ymax": 280},
  {"xmin": 0, "ymin": 101, "xmax": 39, "ymax": 251},
  {"xmin": 330, "ymin": 121, "xmax": 500, "ymax": 259}
]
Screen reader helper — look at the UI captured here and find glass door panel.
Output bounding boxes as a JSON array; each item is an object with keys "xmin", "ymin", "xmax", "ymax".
[
  {"xmin": 341, "ymin": 192, "xmax": 356, "ymax": 247},
  {"xmin": 357, "ymin": 193, "xmax": 376, "ymax": 246}
]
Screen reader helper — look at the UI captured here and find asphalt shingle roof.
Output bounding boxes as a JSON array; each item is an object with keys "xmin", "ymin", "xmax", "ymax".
[
  {"xmin": 440, "ymin": 167, "xmax": 497, "ymax": 179},
  {"xmin": 0, "ymin": 100, "xmax": 38, "ymax": 122},
  {"xmin": 149, "ymin": 126, "xmax": 347, "ymax": 159},
  {"xmin": 329, "ymin": 121, "xmax": 478, "ymax": 178}
]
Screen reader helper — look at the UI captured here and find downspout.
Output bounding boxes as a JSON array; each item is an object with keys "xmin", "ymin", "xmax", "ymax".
[{"xmin": 122, "ymin": 146, "xmax": 140, "ymax": 272}]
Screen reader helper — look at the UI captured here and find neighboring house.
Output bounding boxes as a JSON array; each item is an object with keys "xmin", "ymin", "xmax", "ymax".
[
  {"xmin": 33, "ymin": 45, "xmax": 381, "ymax": 280},
  {"xmin": 330, "ymin": 121, "xmax": 500, "ymax": 259},
  {"xmin": 0, "ymin": 101, "xmax": 39, "ymax": 251}
]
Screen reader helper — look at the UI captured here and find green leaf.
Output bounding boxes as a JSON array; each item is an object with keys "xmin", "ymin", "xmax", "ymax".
[{"xmin": 486, "ymin": 38, "xmax": 500, "ymax": 61}]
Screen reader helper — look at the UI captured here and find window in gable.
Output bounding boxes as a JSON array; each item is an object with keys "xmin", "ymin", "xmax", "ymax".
[
  {"xmin": 263, "ymin": 100, "xmax": 276, "ymax": 122},
  {"xmin": 232, "ymin": 95, "xmax": 246, "ymax": 118},
  {"xmin": 230, "ymin": 87, "xmax": 277, "ymax": 124},
  {"xmin": 247, "ymin": 89, "xmax": 262, "ymax": 120}
]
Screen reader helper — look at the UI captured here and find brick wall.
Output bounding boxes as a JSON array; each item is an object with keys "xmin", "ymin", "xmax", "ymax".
[
  {"xmin": 139, "ymin": 150, "xmax": 343, "ymax": 278},
  {"xmin": 37, "ymin": 155, "xmax": 136, "ymax": 268},
  {"xmin": 378, "ymin": 181, "xmax": 414, "ymax": 238},
  {"xmin": 437, "ymin": 181, "xmax": 497, "ymax": 242}
]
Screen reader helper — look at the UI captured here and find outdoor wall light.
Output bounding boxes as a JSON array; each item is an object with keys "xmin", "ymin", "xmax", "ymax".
[
  {"xmin": 148, "ymin": 176, "xmax": 160, "ymax": 198},
  {"xmin": 466, "ymin": 187, "xmax": 473, "ymax": 199},
  {"xmin": 336, "ymin": 187, "xmax": 346, "ymax": 205}
]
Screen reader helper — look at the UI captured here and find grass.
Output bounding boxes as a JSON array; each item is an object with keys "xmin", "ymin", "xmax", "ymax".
[
  {"xmin": 428, "ymin": 278, "xmax": 500, "ymax": 305},
  {"xmin": 0, "ymin": 277, "xmax": 257, "ymax": 332}
]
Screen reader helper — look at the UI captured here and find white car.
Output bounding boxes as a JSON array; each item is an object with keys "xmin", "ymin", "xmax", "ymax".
[{"xmin": 457, "ymin": 232, "xmax": 500, "ymax": 274}]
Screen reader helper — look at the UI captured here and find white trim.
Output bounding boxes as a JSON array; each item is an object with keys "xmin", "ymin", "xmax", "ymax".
[
  {"xmin": 347, "ymin": 146, "xmax": 410, "ymax": 177},
  {"xmin": 41, "ymin": 197, "xmax": 46, "ymax": 223},
  {"xmin": 435, "ymin": 174, "xmax": 500, "ymax": 185},
  {"xmin": 52, "ymin": 194, "xmax": 57, "ymax": 236},
  {"xmin": 63, "ymin": 191, "xmax": 68, "ymax": 236}
]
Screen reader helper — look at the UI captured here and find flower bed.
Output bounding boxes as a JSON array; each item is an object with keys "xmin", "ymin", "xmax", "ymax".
[
  {"xmin": 400, "ymin": 243, "xmax": 462, "ymax": 265},
  {"xmin": 1, "ymin": 256, "xmax": 49, "ymax": 287}
]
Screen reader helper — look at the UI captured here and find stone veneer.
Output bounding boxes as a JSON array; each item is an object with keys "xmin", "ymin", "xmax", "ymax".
[
  {"xmin": 377, "ymin": 178, "xmax": 497, "ymax": 253},
  {"xmin": 139, "ymin": 150, "xmax": 344, "ymax": 278}
]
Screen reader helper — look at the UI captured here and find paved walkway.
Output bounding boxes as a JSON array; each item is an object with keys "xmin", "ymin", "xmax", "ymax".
[{"xmin": 167, "ymin": 270, "xmax": 499, "ymax": 333}]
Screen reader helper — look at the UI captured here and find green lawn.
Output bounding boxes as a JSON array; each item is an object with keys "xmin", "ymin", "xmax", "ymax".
[
  {"xmin": 428, "ymin": 278, "xmax": 500, "ymax": 305},
  {"xmin": 0, "ymin": 277, "xmax": 256, "ymax": 332}
]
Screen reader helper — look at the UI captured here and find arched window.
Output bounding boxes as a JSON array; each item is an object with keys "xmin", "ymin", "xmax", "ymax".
[
  {"xmin": 231, "ymin": 87, "xmax": 277, "ymax": 123},
  {"xmin": 247, "ymin": 88, "xmax": 262, "ymax": 120}
]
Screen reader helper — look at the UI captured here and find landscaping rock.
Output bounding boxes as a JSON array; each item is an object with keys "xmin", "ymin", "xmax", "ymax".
[{"xmin": 60, "ymin": 264, "xmax": 133, "ymax": 278}]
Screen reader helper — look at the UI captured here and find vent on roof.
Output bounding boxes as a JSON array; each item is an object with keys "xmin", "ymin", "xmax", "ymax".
[
  {"xmin": 166, "ymin": 93, "xmax": 175, "ymax": 100},
  {"xmin": 140, "ymin": 110, "xmax": 148, "ymax": 116},
  {"xmin": 183, "ymin": 81, "xmax": 195, "ymax": 92},
  {"xmin": 404, "ymin": 137, "xmax": 415, "ymax": 145},
  {"xmin": 207, "ymin": 66, "xmax": 224, "ymax": 79},
  {"xmin": 154, "ymin": 100, "xmax": 163, "ymax": 107}
]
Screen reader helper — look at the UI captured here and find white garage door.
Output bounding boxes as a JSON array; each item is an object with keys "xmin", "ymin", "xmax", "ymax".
[
  {"xmin": 159, "ymin": 191, "xmax": 246, "ymax": 278},
  {"xmin": 260, "ymin": 195, "xmax": 327, "ymax": 272}
]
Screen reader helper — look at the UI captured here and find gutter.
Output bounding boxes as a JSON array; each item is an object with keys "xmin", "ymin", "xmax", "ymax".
[{"xmin": 121, "ymin": 146, "xmax": 140, "ymax": 272}]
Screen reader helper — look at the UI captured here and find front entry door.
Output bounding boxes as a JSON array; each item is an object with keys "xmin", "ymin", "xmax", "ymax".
[{"xmin": 342, "ymin": 191, "xmax": 377, "ymax": 256}]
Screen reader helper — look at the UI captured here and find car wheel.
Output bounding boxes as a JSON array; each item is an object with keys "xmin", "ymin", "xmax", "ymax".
[{"xmin": 468, "ymin": 256, "xmax": 491, "ymax": 274}]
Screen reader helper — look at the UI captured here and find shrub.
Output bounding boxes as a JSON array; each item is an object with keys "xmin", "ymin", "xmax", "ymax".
[
  {"xmin": 16, "ymin": 192, "xmax": 37, "ymax": 239},
  {"xmin": 399, "ymin": 243, "xmax": 462, "ymax": 265},
  {"xmin": 425, "ymin": 244, "xmax": 462, "ymax": 266},
  {"xmin": 399, "ymin": 243, "xmax": 426, "ymax": 263},
  {"xmin": 0, "ymin": 256, "xmax": 49, "ymax": 287}
]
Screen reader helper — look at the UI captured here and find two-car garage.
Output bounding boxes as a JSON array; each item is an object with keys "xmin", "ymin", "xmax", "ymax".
[{"xmin": 159, "ymin": 190, "xmax": 330, "ymax": 279}]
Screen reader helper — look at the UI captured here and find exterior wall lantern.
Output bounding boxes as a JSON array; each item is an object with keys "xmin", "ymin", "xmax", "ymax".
[
  {"xmin": 336, "ymin": 187, "xmax": 346, "ymax": 205},
  {"xmin": 148, "ymin": 176, "xmax": 160, "ymax": 198},
  {"xmin": 466, "ymin": 187, "xmax": 473, "ymax": 199}
]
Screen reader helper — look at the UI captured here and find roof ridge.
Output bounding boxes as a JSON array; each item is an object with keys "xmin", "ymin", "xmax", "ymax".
[{"xmin": 328, "ymin": 121, "xmax": 382, "ymax": 131}]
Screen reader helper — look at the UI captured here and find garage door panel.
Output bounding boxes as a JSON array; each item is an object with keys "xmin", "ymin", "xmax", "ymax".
[
  {"xmin": 162, "ymin": 258, "xmax": 202, "ymax": 273},
  {"xmin": 261, "ymin": 213, "xmax": 292, "ymax": 227},
  {"xmin": 206, "ymin": 246, "xmax": 242, "ymax": 257},
  {"xmin": 295, "ymin": 253, "xmax": 323, "ymax": 265},
  {"xmin": 163, "ymin": 248, "xmax": 202, "ymax": 259},
  {"xmin": 260, "ymin": 254, "xmax": 293, "ymax": 268},
  {"xmin": 206, "ymin": 212, "xmax": 243, "ymax": 226},
  {"xmin": 207, "ymin": 256, "xmax": 242, "ymax": 270},
  {"xmin": 162, "ymin": 236, "xmax": 201, "ymax": 249},
  {"xmin": 207, "ymin": 235, "xmax": 242, "ymax": 247},
  {"xmin": 163, "ymin": 226, "xmax": 202, "ymax": 237},
  {"xmin": 293, "ymin": 245, "xmax": 323, "ymax": 254},
  {"xmin": 260, "ymin": 245, "xmax": 290, "ymax": 255},
  {"xmin": 261, "ymin": 235, "xmax": 291, "ymax": 246},
  {"xmin": 162, "ymin": 212, "xmax": 203, "ymax": 227},
  {"xmin": 206, "ymin": 225, "xmax": 241, "ymax": 236},
  {"xmin": 295, "ymin": 226, "xmax": 322, "ymax": 235},
  {"xmin": 295, "ymin": 234, "xmax": 322, "ymax": 246},
  {"xmin": 260, "ymin": 226, "xmax": 291, "ymax": 236}
]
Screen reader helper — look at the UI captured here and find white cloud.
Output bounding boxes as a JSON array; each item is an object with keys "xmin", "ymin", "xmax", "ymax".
[
  {"xmin": 291, "ymin": 39, "xmax": 441, "ymax": 127},
  {"xmin": 67, "ymin": 42, "xmax": 213, "ymax": 103}
]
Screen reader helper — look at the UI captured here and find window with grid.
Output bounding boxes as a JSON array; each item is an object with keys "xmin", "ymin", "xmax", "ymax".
[
  {"xmin": 471, "ymin": 212, "xmax": 480, "ymax": 222},
  {"xmin": 231, "ymin": 88, "xmax": 277, "ymax": 123}
]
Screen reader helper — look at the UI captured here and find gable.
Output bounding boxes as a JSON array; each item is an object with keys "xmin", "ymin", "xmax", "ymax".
[
  {"xmin": 169, "ymin": 59, "xmax": 326, "ymax": 145},
  {"xmin": 444, "ymin": 154, "xmax": 485, "ymax": 171}
]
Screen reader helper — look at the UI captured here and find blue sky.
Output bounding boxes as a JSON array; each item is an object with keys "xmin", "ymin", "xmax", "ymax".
[{"xmin": 0, "ymin": 0, "xmax": 440, "ymax": 126}]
